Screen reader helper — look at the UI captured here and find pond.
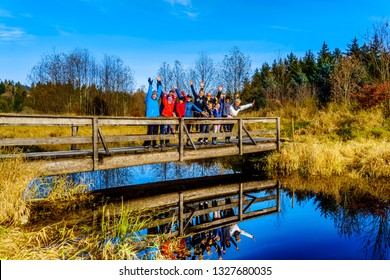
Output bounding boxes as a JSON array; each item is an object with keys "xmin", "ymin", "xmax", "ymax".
[{"xmin": 30, "ymin": 158, "xmax": 390, "ymax": 260}]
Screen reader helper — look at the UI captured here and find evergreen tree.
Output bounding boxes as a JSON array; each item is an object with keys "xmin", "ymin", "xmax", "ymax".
[
  {"xmin": 317, "ymin": 42, "xmax": 334, "ymax": 65},
  {"xmin": 0, "ymin": 81, "xmax": 5, "ymax": 95},
  {"xmin": 316, "ymin": 42, "xmax": 335, "ymax": 105},
  {"xmin": 345, "ymin": 37, "xmax": 362, "ymax": 59},
  {"xmin": 301, "ymin": 50, "xmax": 318, "ymax": 84}
]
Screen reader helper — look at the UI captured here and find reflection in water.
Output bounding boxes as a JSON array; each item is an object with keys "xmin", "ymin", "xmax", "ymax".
[
  {"xmin": 31, "ymin": 160, "xmax": 233, "ymax": 194},
  {"xmin": 90, "ymin": 177, "xmax": 280, "ymax": 260},
  {"xmin": 282, "ymin": 185, "xmax": 389, "ymax": 260},
  {"xmin": 28, "ymin": 159, "xmax": 389, "ymax": 260}
]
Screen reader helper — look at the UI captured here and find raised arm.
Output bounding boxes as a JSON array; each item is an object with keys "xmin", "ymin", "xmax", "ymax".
[
  {"xmin": 216, "ymin": 85, "xmax": 223, "ymax": 99},
  {"xmin": 238, "ymin": 228, "xmax": 254, "ymax": 239},
  {"xmin": 157, "ymin": 76, "xmax": 162, "ymax": 97},
  {"xmin": 173, "ymin": 85, "xmax": 182, "ymax": 98},
  {"xmin": 189, "ymin": 80, "xmax": 198, "ymax": 98},
  {"xmin": 146, "ymin": 77, "xmax": 153, "ymax": 100},
  {"xmin": 238, "ymin": 102, "xmax": 254, "ymax": 112}
]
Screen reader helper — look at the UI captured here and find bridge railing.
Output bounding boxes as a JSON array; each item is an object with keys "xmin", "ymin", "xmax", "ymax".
[{"xmin": 0, "ymin": 114, "xmax": 281, "ymax": 170}]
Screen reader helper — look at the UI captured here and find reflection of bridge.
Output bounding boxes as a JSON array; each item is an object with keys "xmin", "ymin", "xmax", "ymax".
[
  {"xmin": 0, "ymin": 114, "xmax": 282, "ymax": 175},
  {"xmin": 91, "ymin": 175, "xmax": 281, "ymax": 236}
]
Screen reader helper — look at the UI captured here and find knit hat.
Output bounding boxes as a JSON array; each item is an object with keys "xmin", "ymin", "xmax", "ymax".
[{"xmin": 167, "ymin": 96, "xmax": 173, "ymax": 103}]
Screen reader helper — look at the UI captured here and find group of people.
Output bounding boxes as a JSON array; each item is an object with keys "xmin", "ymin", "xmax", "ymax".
[
  {"xmin": 156, "ymin": 197, "xmax": 255, "ymax": 260},
  {"xmin": 143, "ymin": 76, "xmax": 255, "ymax": 148}
]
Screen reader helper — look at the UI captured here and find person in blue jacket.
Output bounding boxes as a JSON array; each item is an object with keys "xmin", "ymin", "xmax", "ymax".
[{"xmin": 143, "ymin": 76, "xmax": 162, "ymax": 148}]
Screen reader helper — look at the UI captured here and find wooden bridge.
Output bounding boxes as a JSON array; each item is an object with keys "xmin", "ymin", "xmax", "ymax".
[{"xmin": 0, "ymin": 114, "xmax": 282, "ymax": 176}]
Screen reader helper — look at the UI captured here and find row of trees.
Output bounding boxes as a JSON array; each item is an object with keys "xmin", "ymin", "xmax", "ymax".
[
  {"xmin": 242, "ymin": 21, "xmax": 390, "ymax": 109},
  {"xmin": 157, "ymin": 46, "xmax": 251, "ymax": 96},
  {"xmin": 1, "ymin": 21, "xmax": 390, "ymax": 115},
  {"xmin": 0, "ymin": 80, "xmax": 29, "ymax": 113}
]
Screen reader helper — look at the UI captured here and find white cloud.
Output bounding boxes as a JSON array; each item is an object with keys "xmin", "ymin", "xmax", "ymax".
[
  {"xmin": 164, "ymin": 0, "xmax": 192, "ymax": 7},
  {"xmin": 183, "ymin": 11, "xmax": 198, "ymax": 19},
  {"xmin": 0, "ymin": 24, "xmax": 33, "ymax": 41},
  {"xmin": 270, "ymin": 25, "xmax": 304, "ymax": 32},
  {"xmin": 0, "ymin": 9, "xmax": 13, "ymax": 18},
  {"xmin": 164, "ymin": 0, "xmax": 199, "ymax": 20}
]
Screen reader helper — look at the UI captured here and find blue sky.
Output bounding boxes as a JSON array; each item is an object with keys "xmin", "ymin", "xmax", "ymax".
[{"xmin": 0, "ymin": 0, "xmax": 389, "ymax": 89}]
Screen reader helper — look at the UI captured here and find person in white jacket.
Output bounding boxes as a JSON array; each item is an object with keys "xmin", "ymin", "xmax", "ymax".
[
  {"xmin": 228, "ymin": 98, "xmax": 255, "ymax": 117},
  {"xmin": 229, "ymin": 223, "xmax": 255, "ymax": 243},
  {"xmin": 226, "ymin": 99, "xmax": 255, "ymax": 142}
]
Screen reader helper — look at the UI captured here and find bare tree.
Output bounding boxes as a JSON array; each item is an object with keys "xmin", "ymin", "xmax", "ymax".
[
  {"xmin": 364, "ymin": 20, "xmax": 390, "ymax": 83},
  {"xmin": 157, "ymin": 62, "xmax": 173, "ymax": 91},
  {"xmin": 28, "ymin": 48, "xmax": 67, "ymax": 85},
  {"xmin": 99, "ymin": 54, "xmax": 134, "ymax": 93},
  {"xmin": 192, "ymin": 51, "xmax": 216, "ymax": 93},
  {"xmin": 219, "ymin": 46, "xmax": 252, "ymax": 95},
  {"xmin": 171, "ymin": 60, "xmax": 187, "ymax": 90},
  {"xmin": 330, "ymin": 56, "xmax": 366, "ymax": 104}
]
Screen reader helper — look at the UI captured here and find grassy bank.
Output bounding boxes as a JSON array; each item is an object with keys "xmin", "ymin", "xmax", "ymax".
[
  {"xmin": 248, "ymin": 101, "xmax": 390, "ymax": 182},
  {"xmin": 0, "ymin": 153, "xmax": 182, "ymax": 260},
  {"xmin": 0, "ymin": 151, "xmax": 41, "ymax": 226}
]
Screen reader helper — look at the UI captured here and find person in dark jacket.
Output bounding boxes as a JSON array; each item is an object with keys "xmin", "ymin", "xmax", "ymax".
[{"xmin": 190, "ymin": 80, "xmax": 209, "ymax": 144}]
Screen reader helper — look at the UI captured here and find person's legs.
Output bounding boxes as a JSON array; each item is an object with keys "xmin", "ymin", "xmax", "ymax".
[
  {"xmin": 166, "ymin": 124, "xmax": 172, "ymax": 146},
  {"xmin": 212, "ymin": 124, "xmax": 220, "ymax": 144},
  {"xmin": 204, "ymin": 124, "xmax": 210, "ymax": 144},
  {"xmin": 198, "ymin": 124, "xmax": 206, "ymax": 143},
  {"xmin": 143, "ymin": 124, "xmax": 155, "ymax": 147},
  {"xmin": 160, "ymin": 124, "xmax": 167, "ymax": 146},
  {"xmin": 151, "ymin": 125, "xmax": 159, "ymax": 147},
  {"xmin": 225, "ymin": 123, "xmax": 233, "ymax": 143}
]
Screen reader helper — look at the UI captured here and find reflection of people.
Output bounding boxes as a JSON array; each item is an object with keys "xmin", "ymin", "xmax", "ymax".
[
  {"xmin": 229, "ymin": 223, "xmax": 255, "ymax": 242},
  {"xmin": 222, "ymin": 197, "xmax": 235, "ymax": 217},
  {"xmin": 221, "ymin": 225, "xmax": 239, "ymax": 253}
]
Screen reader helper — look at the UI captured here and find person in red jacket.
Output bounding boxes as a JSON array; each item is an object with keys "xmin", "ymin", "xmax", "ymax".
[
  {"xmin": 175, "ymin": 92, "xmax": 187, "ymax": 119},
  {"xmin": 160, "ymin": 90, "xmax": 177, "ymax": 147}
]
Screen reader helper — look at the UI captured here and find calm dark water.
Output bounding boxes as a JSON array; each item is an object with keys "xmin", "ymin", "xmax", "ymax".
[
  {"xmin": 32, "ymin": 160, "xmax": 390, "ymax": 260},
  {"xmin": 205, "ymin": 189, "xmax": 389, "ymax": 260}
]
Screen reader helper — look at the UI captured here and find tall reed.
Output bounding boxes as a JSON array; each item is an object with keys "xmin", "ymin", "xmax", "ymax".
[
  {"xmin": 0, "ymin": 150, "xmax": 41, "ymax": 226},
  {"xmin": 266, "ymin": 138, "xmax": 390, "ymax": 179}
]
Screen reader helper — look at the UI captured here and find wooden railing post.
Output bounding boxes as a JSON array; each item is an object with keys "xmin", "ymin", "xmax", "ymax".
[
  {"xmin": 179, "ymin": 118, "xmax": 184, "ymax": 161},
  {"xmin": 238, "ymin": 183, "xmax": 243, "ymax": 221},
  {"xmin": 71, "ymin": 126, "xmax": 78, "ymax": 150},
  {"xmin": 179, "ymin": 192, "xmax": 184, "ymax": 235},
  {"xmin": 238, "ymin": 118, "xmax": 243, "ymax": 155},
  {"xmin": 92, "ymin": 117, "xmax": 99, "ymax": 170},
  {"xmin": 277, "ymin": 180, "xmax": 281, "ymax": 212},
  {"xmin": 276, "ymin": 117, "xmax": 281, "ymax": 152}
]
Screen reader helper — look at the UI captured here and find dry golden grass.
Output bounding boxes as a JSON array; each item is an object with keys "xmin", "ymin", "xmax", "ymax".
[
  {"xmin": 0, "ymin": 125, "xmax": 145, "ymax": 138},
  {"xmin": 266, "ymin": 139, "xmax": 390, "ymax": 179},
  {"xmin": 250, "ymin": 100, "xmax": 390, "ymax": 181},
  {"xmin": 0, "ymin": 151, "xmax": 43, "ymax": 226},
  {"xmin": 0, "ymin": 124, "xmax": 147, "ymax": 152},
  {"xmin": 279, "ymin": 176, "xmax": 390, "ymax": 203},
  {"xmin": 27, "ymin": 176, "xmax": 92, "ymax": 202},
  {"xmin": 0, "ymin": 205, "xmax": 168, "ymax": 260}
]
